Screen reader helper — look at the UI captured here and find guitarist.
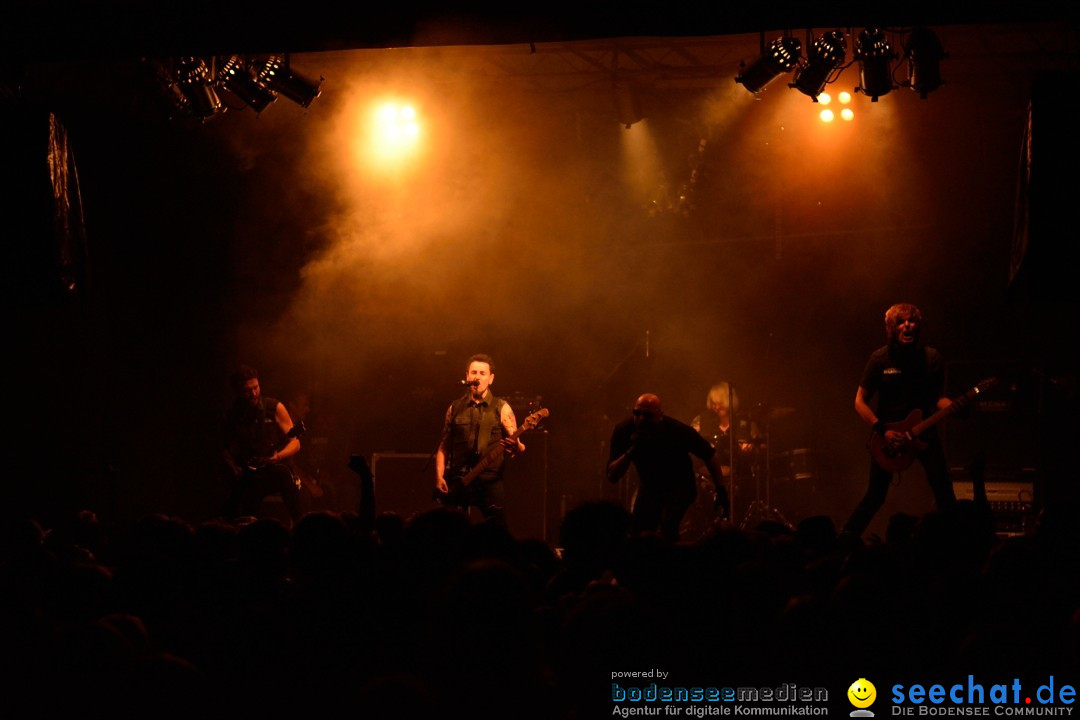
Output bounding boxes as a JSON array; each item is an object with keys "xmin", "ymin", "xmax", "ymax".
[
  {"xmin": 841, "ymin": 303, "xmax": 962, "ymax": 541},
  {"xmin": 219, "ymin": 364, "xmax": 304, "ymax": 525},
  {"xmin": 434, "ymin": 354, "xmax": 525, "ymax": 527}
]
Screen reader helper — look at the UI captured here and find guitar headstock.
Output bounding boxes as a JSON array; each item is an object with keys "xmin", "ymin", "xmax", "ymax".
[
  {"xmin": 973, "ymin": 377, "xmax": 998, "ymax": 395},
  {"xmin": 521, "ymin": 407, "xmax": 550, "ymax": 432}
]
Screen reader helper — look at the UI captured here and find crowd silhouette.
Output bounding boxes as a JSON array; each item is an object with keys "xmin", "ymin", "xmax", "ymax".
[{"xmin": 1, "ymin": 465, "xmax": 1077, "ymax": 718}]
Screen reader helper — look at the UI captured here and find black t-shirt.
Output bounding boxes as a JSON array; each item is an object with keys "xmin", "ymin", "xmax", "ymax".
[
  {"xmin": 609, "ymin": 415, "xmax": 715, "ymax": 492},
  {"xmin": 859, "ymin": 344, "xmax": 944, "ymax": 423}
]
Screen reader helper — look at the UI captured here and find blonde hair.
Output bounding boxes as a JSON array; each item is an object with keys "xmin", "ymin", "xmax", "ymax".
[{"xmin": 706, "ymin": 382, "xmax": 739, "ymax": 413}]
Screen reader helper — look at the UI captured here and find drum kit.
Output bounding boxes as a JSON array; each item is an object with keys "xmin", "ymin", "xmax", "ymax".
[{"xmin": 680, "ymin": 401, "xmax": 822, "ymax": 541}]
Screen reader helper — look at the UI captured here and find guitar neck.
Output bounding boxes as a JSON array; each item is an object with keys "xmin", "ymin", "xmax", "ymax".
[
  {"xmin": 910, "ymin": 384, "xmax": 983, "ymax": 436},
  {"xmin": 910, "ymin": 405, "xmax": 956, "ymax": 436},
  {"xmin": 465, "ymin": 449, "xmax": 502, "ymax": 479},
  {"xmin": 458, "ymin": 409, "xmax": 548, "ymax": 486},
  {"xmin": 463, "ymin": 427, "xmax": 522, "ymax": 481}
]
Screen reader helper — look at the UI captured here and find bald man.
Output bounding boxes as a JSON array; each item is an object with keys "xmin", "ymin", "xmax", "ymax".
[{"xmin": 607, "ymin": 393, "xmax": 726, "ymax": 542}]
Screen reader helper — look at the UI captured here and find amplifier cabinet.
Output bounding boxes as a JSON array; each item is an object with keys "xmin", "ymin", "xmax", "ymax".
[{"xmin": 951, "ymin": 473, "xmax": 1036, "ymax": 537}]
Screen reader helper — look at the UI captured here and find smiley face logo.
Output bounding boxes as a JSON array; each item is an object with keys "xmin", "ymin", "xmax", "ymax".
[{"xmin": 848, "ymin": 679, "xmax": 877, "ymax": 709}]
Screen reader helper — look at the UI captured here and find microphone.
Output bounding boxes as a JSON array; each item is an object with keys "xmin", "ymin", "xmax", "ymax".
[{"xmin": 460, "ymin": 379, "xmax": 480, "ymax": 386}]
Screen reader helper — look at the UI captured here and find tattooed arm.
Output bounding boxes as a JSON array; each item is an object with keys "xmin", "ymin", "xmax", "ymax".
[{"xmin": 499, "ymin": 402, "xmax": 526, "ymax": 455}]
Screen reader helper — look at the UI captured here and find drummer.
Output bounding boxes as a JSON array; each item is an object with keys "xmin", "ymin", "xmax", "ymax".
[{"xmin": 690, "ymin": 382, "xmax": 763, "ymax": 483}]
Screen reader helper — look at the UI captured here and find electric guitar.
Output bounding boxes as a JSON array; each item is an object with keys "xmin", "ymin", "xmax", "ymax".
[
  {"xmin": 246, "ymin": 420, "xmax": 307, "ymax": 488},
  {"xmin": 435, "ymin": 407, "xmax": 549, "ymax": 503},
  {"xmin": 869, "ymin": 378, "xmax": 997, "ymax": 473}
]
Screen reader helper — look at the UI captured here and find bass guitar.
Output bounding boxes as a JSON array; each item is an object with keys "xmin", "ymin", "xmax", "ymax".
[
  {"xmin": 435, "ymin": 407, "xmax": 549, "ymax": 503},
  {"xmin": 869, "ymin": 378, "xmax": 996, "ymax": 473}
]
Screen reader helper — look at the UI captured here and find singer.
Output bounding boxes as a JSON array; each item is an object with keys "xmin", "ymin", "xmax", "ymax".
[
  {"xmin": 607, "ymin": 393, "xmax": 726, "ymax": 542},
  {"xmin": 434, "ymin": 353, "xmax": 525, "ymax": 528}
]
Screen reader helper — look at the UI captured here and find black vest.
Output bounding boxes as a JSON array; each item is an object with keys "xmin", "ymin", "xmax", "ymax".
[
  {"xmin": 447, "ymin": 393, "xmax": 507, "ymax": 481},
  {"xmin": 224, "ymin": 395, "xmax": 283, "ymax": 464}
]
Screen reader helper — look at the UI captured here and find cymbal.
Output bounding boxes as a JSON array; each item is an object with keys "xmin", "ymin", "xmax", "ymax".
[{"xmin": 749, "ymin": 404, "xmax": 795, "ymax": 422}]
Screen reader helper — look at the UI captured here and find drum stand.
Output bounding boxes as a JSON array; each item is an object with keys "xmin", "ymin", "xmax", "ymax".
[{"xmin": 738, "ymin": 410, "xmax": 793, "ymax": 531}]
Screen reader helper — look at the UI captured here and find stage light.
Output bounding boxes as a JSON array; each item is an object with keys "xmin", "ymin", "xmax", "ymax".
[
  {"xmin": 736, "ymin": 35, "xmax": 803, "ymax": 95},
  {"xmin": 791, "ymin": 30, "xmax": 847, "ymax": 100},
  {"xmin": 365, "ymin": 100, "xmax": 423, "ymax": 168},
  {"xmin": 218, "ymin": 55, "xmax": 277, "ymax": 113},
  {"xmin": 148, "ymin": 60, "xmax": 191, "ymax": 118},
  {"xmin": 375, "ymin": 102, "xmax": 420, "ymax": 145},
  {"xmin": 819, "ymin": 87, "xmax": 854, "ymax": 123},
  {"xmin": 854, "ymin": 28, "xmax": 896, "ymax": 101},
  {"xmin": 903, "ymin": 26, "xmax": 946, "ymax": 98},
  {"xmin": 257, "ymin": 54, "xmax": 323, "ymax": 108},
  {"xmin": 175, "ymin": 56, "xmax": 222, "ymax": 120},
  {"xmin": 613, "ymin": 80, "xmax": 644, "ymax": 128}
]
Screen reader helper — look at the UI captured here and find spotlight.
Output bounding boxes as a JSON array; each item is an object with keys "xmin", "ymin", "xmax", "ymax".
[
  {"xmin": 147, "ymin": 60, "xmax": 192, "ymax": 118},
  {"xmin": 613, "ymin": 80, "xmax": 644, "ymax": 129},
  {"xmin": 218, "ymin": 55, "xmax": 277, "ymax": 113},
  {"xmin": 256, "ymin": 54, "xmax": 323, "ymax": 108},
  {"xmin": 176, "ymin": 56, "xmax": 222, "ymax": 120},
  {"xmin": 854, "ymin": 28, "xmax": 896, "ymax": 101},
  {"xmin": 903, "ymin": 26, "xmax": 946, "ymax": 98},
  {"xmin": 736, "ymin": 35, "xmax": 803, "ymax": 95},
  {"xmin": 791, "ymin": 30, "xmax": 847, "ymax": 101}
]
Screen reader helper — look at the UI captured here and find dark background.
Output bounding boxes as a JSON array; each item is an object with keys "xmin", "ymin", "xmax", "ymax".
[{"xmin": 3, "ymin": 7, "xmax": 1077, "ymax": 541}]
